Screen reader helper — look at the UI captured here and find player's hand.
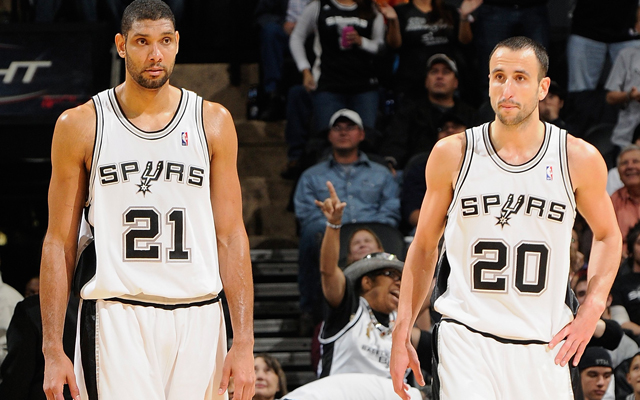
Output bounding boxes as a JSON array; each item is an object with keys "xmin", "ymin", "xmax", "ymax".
[
  {"xmin": 391, "ymin": 326, "xmax": 424, "ymax": 400},
  {"xmin": 43, "ymin": 351, "xmax": 80, "ymax": 400},
  {"xmin": 549, "ymin": 303, "xmax": 602, "ymax": 367},
  {"xmin": 219, "ymin": 342, "xmax": 255, "ymax": 400},
  {"xmin": 314, "ymin": 181, "xmax": 346, "ymax": 225}
]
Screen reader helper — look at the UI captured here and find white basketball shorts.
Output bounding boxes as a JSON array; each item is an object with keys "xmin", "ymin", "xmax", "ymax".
[
  {"xmin": 73, "ymin": 296, "xmax": 227, "ymax": 400},
  {"xmin": 433, "ymin": 319, "xmax": 576, "ymax": 400}
]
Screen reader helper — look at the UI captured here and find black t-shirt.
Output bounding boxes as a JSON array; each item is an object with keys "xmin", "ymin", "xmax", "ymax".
[
  {"xmin": 572, "ymin": 0, "xmax": 640, "ymax": 43},
  {"xmin": 612, "ymin": 272, "xmax": 640, "ymax": 325},
  {"xmin": 393, "ymin": 2, "xmax": 459, "ymax": 96},
  {"xmin": 483, "ymin": 0, "xmax": 547, "ymax": 6},
  {"xmin": 316, "ymin": 0, "xmax": 378, "ymax": 93}
]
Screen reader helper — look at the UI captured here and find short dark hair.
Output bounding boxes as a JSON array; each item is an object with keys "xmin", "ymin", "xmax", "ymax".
[
  {"xmin": 121, "ymin": 0, "xmax": 176, "ymax": 37},
  {"xmin": 490, "ymin": 36, "xmax": 549, "ymax": 80}
]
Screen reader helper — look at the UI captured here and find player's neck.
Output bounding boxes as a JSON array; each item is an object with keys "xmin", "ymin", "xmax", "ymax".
[
  {"xmin": 489, "ymin": 118, "xmax": 545, "ymax": 165},
  {"xmin": 116, "ymin": 80, "xmax": 178, "ymax": 117}
]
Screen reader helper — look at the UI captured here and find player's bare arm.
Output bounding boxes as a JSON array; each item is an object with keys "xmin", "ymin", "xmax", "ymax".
[
  {"xmin": 41, "ymin": 101, "xmax": 95, "ymax": 400},
  {"xmin": 203, "ymin": 101, "xmax": 255, "ymax": 400},
  {"xmin": 549, "ymin": 135, "xmax": 622, "ymax": 367},
  {"xmin": 391, "ymin": 133, "xmax": 464, "ymax": 400},
  {"xmin": 316, "ymin": 181, "xmax": 348, "ymax": 307}
]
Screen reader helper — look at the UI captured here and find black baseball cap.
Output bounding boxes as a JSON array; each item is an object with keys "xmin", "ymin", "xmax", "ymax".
[{"xmin": 578, "ymin": 347, "xmax": 612, "ymax": 372}]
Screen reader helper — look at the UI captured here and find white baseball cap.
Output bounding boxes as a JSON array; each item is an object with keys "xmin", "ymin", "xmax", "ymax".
[{"xmin": 329, "ymin": 109, "xmax": 364, "ymax": 130}]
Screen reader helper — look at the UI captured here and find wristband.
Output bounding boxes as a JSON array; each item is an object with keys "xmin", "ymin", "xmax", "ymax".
[{"xmin": 326, "ymin": 221, "xmax": 342, "ymax": 229}]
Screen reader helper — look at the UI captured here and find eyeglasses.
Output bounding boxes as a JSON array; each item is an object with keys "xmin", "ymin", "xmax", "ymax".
[{"xmin": 364, "ymin": 252, "xmax": 398, "ymax": 261}]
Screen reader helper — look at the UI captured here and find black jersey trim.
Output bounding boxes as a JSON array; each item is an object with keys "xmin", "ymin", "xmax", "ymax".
[
  {"xmin": 432, "ymin": 321, "xmax": 442, "ymax": 400},
  {"xmin": 87, "ymin": 94, "xmax": 104, "ymax": 207},
  {"xmin": 318, "ymin": 299, "xmax": 364, "ymax": 344},
  {"xmin": 430, "ymin": 248, "xmax": 451, "ymax": 309},
  {"xmin": 195, "ymin": 95, "xmax": 210, "ymax": 167},
  {"xmin": 558, "ymin": 127, "xmax": 577, "ymax": 213},
  {"xmin": 80, "ymin": 299, "xmax": 99, "ymax": 400},
  {"xmin": 441, "ymin": 318, "xmax": 548, "ymax": 345},
  {"xmin": 103, "ymin": 295, "xmax": 220, "ymax": 310},
  {"xmin": 108, "ymin": 88, "xmax": 188, "ymax": 140},
  {"xmin": 447, "ymin": 128, "xmax": 474, "ymax": 216},
  {"xmin": 484, "ymin": 121, "xmax": 551, "ymax": 173}
]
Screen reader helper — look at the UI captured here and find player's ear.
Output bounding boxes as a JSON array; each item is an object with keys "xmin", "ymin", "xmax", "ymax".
[
  {"xmin": 175, "ymin": 30, "xmax": 180, "ymax": 54},
  {"xmin": 538, "ymin": 76, "xmax": 550, "ymax": 101},
  {"xmin": 115, "ymin": 33, "xmax": 126, "ymax": 59}
]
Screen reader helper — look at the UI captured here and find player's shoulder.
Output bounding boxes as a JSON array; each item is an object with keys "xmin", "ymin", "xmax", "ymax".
[
  {"xmin": 566, "ymin": 133, "xmax": 608, "ymax": 187},
  {"xmin": 201, "ymin": 100, "xmax": 233, "ymax": 129},
  {"xmin": 54, "ymin": 100, "xmax": 96, "ymax": 143},
  {"xmin": 566, "ymin": 133, "xmax": 603, "ymax": 165},
  {"xmin": 429, "ymin": 132, "xmax": 466, "ymax": 164}
]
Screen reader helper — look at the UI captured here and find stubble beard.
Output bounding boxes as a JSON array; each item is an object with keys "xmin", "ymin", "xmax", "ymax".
[
  {"xmin": 495, "ymin": 101, "xmax": 537, "ymax": 127},
  {"xmin": 126, "ymin": 55, "xmax": 173, "ymax": 89}
]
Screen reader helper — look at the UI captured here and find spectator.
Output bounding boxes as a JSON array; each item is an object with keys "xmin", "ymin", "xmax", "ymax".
[
  {"xmin": 384, "ymin": 0, "xmax": 480, "ymax": 100},
  {"xmin": 611, "ymin": 222, "xmax": 640, "ymax": 343},
  {"xmin": 0, "ymin": 294, "xmax": 78, "ymax": 400},
  {"xmin": 343, "ymin": 227, "xmax": 384, "ymax": 266},
  {"xmin": 611, "ymin": 145, "xmax": 640, "ymax": 252},
  {"xmin": 255, "ymin": 0, "xmax": 312, "ymax": 121},
  {"xmin": 610, "ymin": 126, "xmax": 640, "ymax": 196},
  {"xmin": 579, "ymin": 347, "xmax": 614, "ymax": 400},
  {"xmin": 400, "ymin": 112, "xmax": 468, "ymax": 233},
  {"xmin": 626, "ymin": 353, "xmax": 640, "ymax": 400},
  {"xmin": 540, "ymin": 80, "xmax": 569, "ymax": 130},
  {"xmin": 379, "ymin": 54, "xmax": 476, "ymax": 169},
  {"xmin": 254, "ymin": 353, "xmax": 287, "ymax": 400},
  {"xmin": 606, "ymin": 45, "xmax": 640, "ymax": 150},
  {"xmin": 0, "ymin": 255, "xmax": 23, "ymax": 370},
  {"xmin": 567, "ymin": 0, "xmax": 640, "ymax": 94},
  {"xmin": 280, "ymin": 373, "xmax": 423, "ymax": 400},
  {"xmin": 315, "ymin": 183, "xmax": 430, "ymax": 378},
  {"xmin": 294, "ymin": 109, "xmax": 400, "ymax": 331},
  {"xmin": 289, "ymin": 0, "xmax": 385, "ymax": 143},
  {"xmin": 24, "ymin": 277, "xmax": 39, "ymax": 298}
]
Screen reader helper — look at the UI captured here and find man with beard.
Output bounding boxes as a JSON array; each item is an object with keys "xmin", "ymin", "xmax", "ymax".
[
  {"xmin": 390, "ymin": 36, "xmax": 621, "ymax": 400},
  {"xmin": 39, "ymin": 1, "xmax": 255, "ymax": 399},
  {"xmin": 379, "ymin": 54, "xmax": 476, "ymax": 169}
]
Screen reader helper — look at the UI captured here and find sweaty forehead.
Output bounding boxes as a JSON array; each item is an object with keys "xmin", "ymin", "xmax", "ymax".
[{"xmin": 489, "ymin": 47, "xmax": 539, "ymax": 75}]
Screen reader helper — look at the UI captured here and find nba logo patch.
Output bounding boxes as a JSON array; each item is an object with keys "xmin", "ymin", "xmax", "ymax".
[
  {"xmin": 181, "ymin": 131, "xmax": 188, "ymax": 146},
  {"xmin": 546, "ymin": 165, "xmax": 553, "ymax": 181}
]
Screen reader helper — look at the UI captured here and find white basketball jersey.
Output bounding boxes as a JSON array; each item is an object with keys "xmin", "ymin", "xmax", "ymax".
[
  {"xmin": 76, "ymin": 88, "xmax": 222, "ymax": 300},
  {"xmin": 433, "ymin": 122, "xmax": 576, "ymax": 342}
]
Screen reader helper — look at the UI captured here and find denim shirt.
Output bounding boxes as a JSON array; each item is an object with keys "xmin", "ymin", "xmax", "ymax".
[{"xmin": 294, "ymin": 153, "xmax": 400, "ymax": 227}]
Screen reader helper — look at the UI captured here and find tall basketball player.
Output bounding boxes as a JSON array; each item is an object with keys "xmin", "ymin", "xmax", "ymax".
[
  {"xmin": 40, "ymin": 1, "xmax": 255, "ymax": 399},
  {"xmin": 390, "ymin": 36, "xmax": 622, "ymax": 400}
]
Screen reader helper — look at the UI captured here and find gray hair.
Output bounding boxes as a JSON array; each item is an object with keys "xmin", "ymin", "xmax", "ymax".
[{"xmin": 617, "ymin": 144, "xmax": 640, "ymax": 167}]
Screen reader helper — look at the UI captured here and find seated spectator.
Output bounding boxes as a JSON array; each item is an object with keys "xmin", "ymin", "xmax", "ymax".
[
  {"xmin": 606, "ymin": 45, "xmax": 640, "ymax": 150},
  {"xmin": 567, "ymin": 0, "xmax": 640, "ymax": 94},
  {"xmin": 611, "ymin": 222, "xmax": 640, "ymax": 343},
  {"xmin": 24, "ymin": 277, "xmax": 39, "ymax": 298},
  {"xmin": 579, "ymin": 347, "xmax": 614, "ymax": 400},
  {"xmin": 315, "ymin": 184, "xmax": 429, "ymax": 378},
  {"xmin": 540, "ymin": 80, "xmax": 569, "ymax": 130},
  {"xmin": 343, "ymin": 227, "xmax": 384, "ymax": 266},
  {"xmin": 254, "ymin": 353, "xmax": 288, "ymax": 400},
  {"xmin": 279, "ymin": 373, "xmax": 422, "ymax": 400},
  {"xmin": 626, "ymin": 353, "xmax": 640, "ymax": 400},
  {"xmin": 289, "ymin": 0, "xmax": 385, "ymax": 143},
  {"xmin": 611, "ymin": 145, "xmax": 640, "ymax": 253},
  {"xmin": 608, "ymin": 126, "xmax": 640, "ymax": 196},
  {"xmin": 384, "ymin": 0, "xmax": 480, "ymax": 101},
  {"xmin": 379, "ymin": 54, "xmax": 476, "ymax": 169},
  {"xmin": 294, "ymin": 109, "xmax": 400, "ymax": 331}
]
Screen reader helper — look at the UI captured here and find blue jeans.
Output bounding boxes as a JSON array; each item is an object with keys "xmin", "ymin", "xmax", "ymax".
[
  {"xmin": 260, "ymin": 21, "xmax": 289, "ymax": 94},
  {"xmin": 312, "ymin": 90, "xmax": 379, "ymax": 134},
  {"xmin": 474, "ymin": 4, "xmax": 550, "ymax": 90},
  {"xmin": 297, "ymin": 221, "xmax": 326, "ymax": 316},
  {"xmin": 567, "ymin": 35, "xmax": 640, "ymax": 92},
  {"xmin": 284, "ymin": 85, "xmax": 313, "ymax": 161}
]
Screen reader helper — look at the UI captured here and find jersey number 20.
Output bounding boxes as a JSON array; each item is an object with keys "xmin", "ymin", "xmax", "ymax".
[
  {"xmin": 123, "ymin": 207, "xmax": 190, "ymax": 261},
  {"xmin": 471, "ymin": 240, "xmax": 549, "ymax": 294}
]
